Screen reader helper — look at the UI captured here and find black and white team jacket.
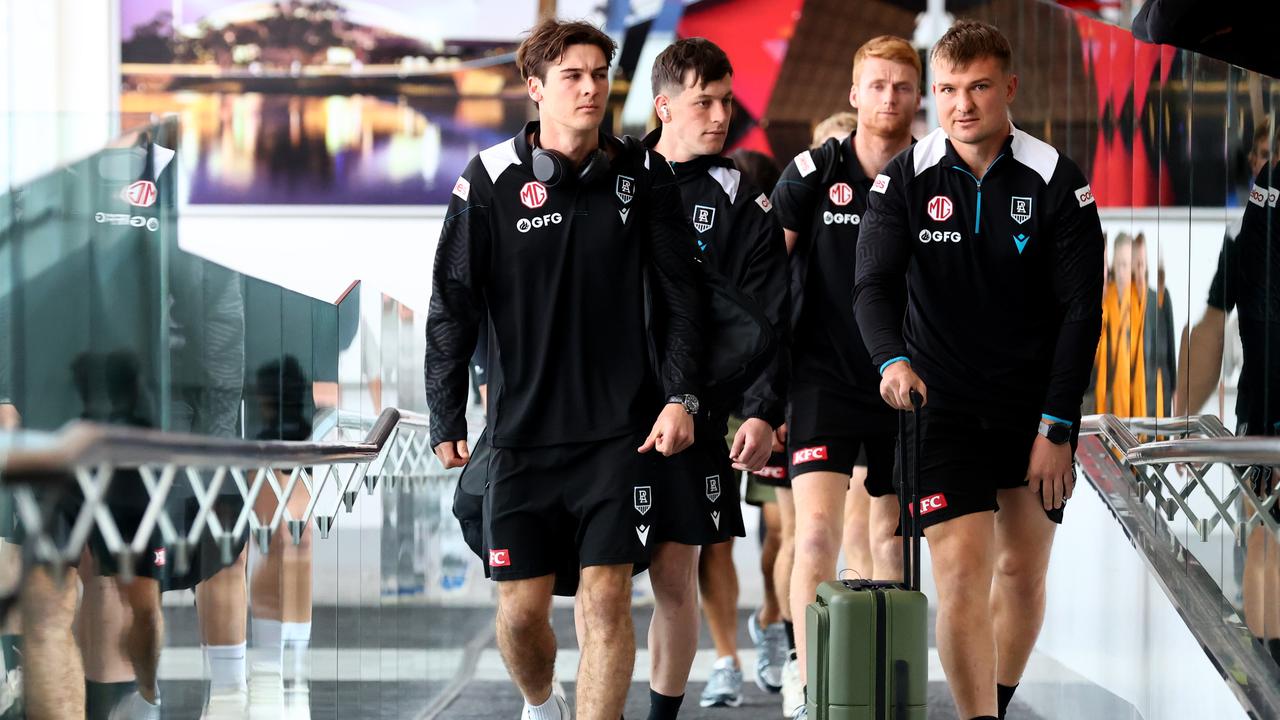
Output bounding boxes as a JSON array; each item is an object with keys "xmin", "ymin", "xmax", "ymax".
[
  {"xmin": 854, "ymin": 126, "xmax": 1104, "ymax": 426},
  {"xmin": 426, "ymin": 122, "xmax": 702, "ymax": 450},
  {"xmin": 643, "ymin": 130, "xmax": 790, "ymax": 429}
]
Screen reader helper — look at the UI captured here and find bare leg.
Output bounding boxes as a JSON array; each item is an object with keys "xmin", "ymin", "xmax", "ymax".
[
  {"xmin": 699, "ymin": 540, "xmax": 739, "ymax": 664},
  {"xmin": 869, "ymin": 494, "xmax": 904, "ymax": 582},
  {"xmin": 649, "ymin": 542, "xmax": 700, "ymax": 696},
  {"xmin": 76, "ymin": 550, "xmax": 136, "ymax": 683},
  {"xmin": 991, "ymin": 488, "xmax": 1057, "ymax": 687},
  {"xmin": 841, "ymin": 467, "xmax": 872, "ymax": 580},
  {"xmin": 576, "ymin": 564, "xmax": 634, "ymax": 720},
  {"xmin": 926, "ymin": 512, "xmax": 997, "ymax": 719},
  {"xmin": 197, "ymin": 548, "xmax": 248, "ymax": 647},
  {"xmin": 118, "ymin": 577, "xmax": 163, "ymax": 703},
  {"xmin": 758, "ymin": 502, "xmax": 783, "ymax": 626},
  {"xmin": 496, "ymin": 575, "xmax": 557, "ymax": 705},
  {"xmin": 789, "ymin": 471, "xmax": 848, "ymax": 682},
  {"xmin": 774, "ymin": 489, "xmax": 796, "ymax": 624},
  {"xmin": 21, "ymin": 565, "xmax": 84, "ymax": 719}
]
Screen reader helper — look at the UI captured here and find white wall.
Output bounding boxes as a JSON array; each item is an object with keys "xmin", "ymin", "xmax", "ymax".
[{"xmin": 0, "ymin": 0, "xmax": 119, "ymax": 191}]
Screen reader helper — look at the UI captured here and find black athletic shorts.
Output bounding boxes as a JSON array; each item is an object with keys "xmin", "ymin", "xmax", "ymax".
[
  {"xmin": 652, "ymin": 427, "xmax": 745, "ymax": 546},
  {"xmin": 483, "ymin": 430, "xmax": 659, "ymax": 582},
  {"xmin": 165, "ymin": 494, "xmax": 250, "ymax": 590},
  {"xmin": 53, "ymin": 473, "xmax": 170, "ymax": 581},
  {"xmin": 899, "ymin": 406, "xmax": 1075, "ymax": 530},
  {"xmin": 753, "ymin": 451, "xmax": 790, "ymax": 488},
  {"xmin": 787, "ymin": 432, "xmax": 896, "ymax": 497}
]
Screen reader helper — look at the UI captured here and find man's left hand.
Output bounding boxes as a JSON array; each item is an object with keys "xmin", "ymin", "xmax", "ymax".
[
  {"xmin": 638, "ymin": 403, "xmax": 695, "ymax": 456},
  {"xmin": 731, "ymin": 418, "xmax": 773, "ymax": 472},
  {"xmin": 1026, "ymin": 434, "xmax": 1074, "ymax": 510}
]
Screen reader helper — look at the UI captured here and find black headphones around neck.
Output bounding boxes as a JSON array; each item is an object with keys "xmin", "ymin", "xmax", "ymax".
[{"xmin": 531, "ymin": 136, "xmax": 611, "ymax": 187}]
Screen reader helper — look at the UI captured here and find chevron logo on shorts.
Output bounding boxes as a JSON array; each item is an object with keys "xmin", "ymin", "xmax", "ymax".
[
  {"xmin": 711, "ymin": 511, "xmax": 721, "ymax": 530},
  {"xmin": 636, "ymin": 525, "xmax": 651, "ymax": 546}
]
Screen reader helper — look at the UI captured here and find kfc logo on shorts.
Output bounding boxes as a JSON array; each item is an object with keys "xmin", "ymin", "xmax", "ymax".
[
  {"xmin": 489, "ymin": 549, "xmax": 511, "ymax": 567},
  {"xmin": 755, "ymin": 465, "xmax": 786, "ymax": 480},
  {"xmin": 520, "ymin": 181, "xmax": 548, "ymax": 209},
  {"xmin": 123, "ymin": 180, "xmax": 157, "ymax": 208},
  {"xmin": 634, "ymin": 486, "xmax": 652, "ymax": 516},
  {"xmin": 792, "ymin": 446, "xmax": 829, "ymax": 465},
  {"xmin": 926, "ymin": 195, "xmax": 953, "ymax": 222},
  {"xmin": 828, "ymin": 182, "xmax": 853, "ymax": 206},
  {"xmin": 153, "ymin": 548, "xmax": 166, "ymax": 567},
  {"xmin": 911, "ymin": 493, "xmax": 948, "ymax": 516}
]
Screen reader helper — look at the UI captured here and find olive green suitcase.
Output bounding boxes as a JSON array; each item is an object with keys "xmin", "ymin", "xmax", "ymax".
[{"xmin": 806, "ymin": 397, "xmax": 928, "ymax": 720}]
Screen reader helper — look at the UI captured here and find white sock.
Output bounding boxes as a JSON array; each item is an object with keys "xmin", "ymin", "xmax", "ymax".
[
  {"xmin": 523, "ymin": 691, "xmax": 565, "ymax": 720},
  {"xmin": 250, "ymin": 618, "xmax": 283, "ymax": 673},
  {"xmin": 205, "ymin": 643, "xmax": 247, "ymax": 691},
  {"xmin": 281, "ymin": 622, "xmax": 311, "ymax": 678},
  {"xmin": 281, "ymin": 621, "xmax": 311, "ymax": 645}
]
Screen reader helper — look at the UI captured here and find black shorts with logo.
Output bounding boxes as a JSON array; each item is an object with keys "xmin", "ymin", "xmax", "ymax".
[
  {"xmin": 753, "ymin": 451, "xmax": 791, "ymax": 488},
  {"xmin": 652, "ymin": 427, "xmax": 746, "ymax": 546},
  {"xmin": 50, "ymin": 473, "xmax": 171, "ymax": 581},
  {"xmin": 786, "ymin": 383, "xmax": 896, "ymax": 496},
  {"xmin": 787, "ymin": 432, "xmax": 896, "ymax": 497},
  {"xmin": 900, "ymin": 406, "xmax": 1074, "ymax": 530},
  {"xmin": 483, "ymin": 430, "xmax": 659, "ymax": 582}
]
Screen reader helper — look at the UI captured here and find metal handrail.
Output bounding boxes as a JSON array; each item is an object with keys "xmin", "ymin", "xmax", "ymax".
[
  {"xmin": 1081, "ymin": 414, "xmax": 1280, "ymax": 467},
  {"xmin": 0, "ymin": 408, "xmax": 423, "ymax": 478}
]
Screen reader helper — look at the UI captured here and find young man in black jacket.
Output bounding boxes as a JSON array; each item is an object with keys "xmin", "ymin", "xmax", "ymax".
[
  {"xmin": 854, "ymin": 21, "xmax": 1103, "ymax": 720},
  {"xmin": 643, "ymin": 38, "xmax": 789, "ymax": 716},
  {"xmin": 425, "ymin": 19, "xmax": 703, "ymax": 720},
  {"xmin": 769, "ymin": 34, "xmax": 921, "ymax": 720}
]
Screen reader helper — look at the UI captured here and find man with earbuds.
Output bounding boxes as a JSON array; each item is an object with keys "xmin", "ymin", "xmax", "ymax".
[
  {"xmin": 425, "ymin": 18, "xmax": 704, "ymax": 720},
  {"xmin": 642, "ymin": 38, "xmax": 789, "ymax": 716}
]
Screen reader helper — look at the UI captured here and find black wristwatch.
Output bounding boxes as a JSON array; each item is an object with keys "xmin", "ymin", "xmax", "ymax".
[
  {"xmin": 1038, "ymin": 418, "xmax": 1072, "ymax": 445},
  {"xmin": 666, "ymin": 394, "xmax": 700, "ymax": 415}
]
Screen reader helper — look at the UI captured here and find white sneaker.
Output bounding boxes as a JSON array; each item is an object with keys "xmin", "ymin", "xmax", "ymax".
[
  {"xmin": 248, "ymin": 662, "xmax": 284, "ymax": 719},
  {"xmin": 0, "ymin": 667, "xmax": 22, "ymax": 719},
  {"xmin": 107, "ymin": 691, "xmax": 160, "ymax": 720},
  {"xmin": 790, "ymin": 702, "xmax": 809, "ymax": 720},
  {"xmin": 700, "ymin": 655, "xmax": 744, "ymax": 708},
  {"xmin": 780, "ymin": 651, "xmax": 804, "ymax": 719},
  {"xmin": 521, "ymin": 691, "xmax": 571, "ymax": 719},
  {"xmin": 748, "ymin": 610, "xmax": 786, "ymax": 693},
  {"xmin": 202, "ymin": 688, "xmax": 248, "ymax": 720}
]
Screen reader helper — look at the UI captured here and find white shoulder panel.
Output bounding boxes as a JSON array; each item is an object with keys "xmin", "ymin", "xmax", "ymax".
[
  {"xmin": 479, "ymin": 138, "xmax": 520, "ymax": 184},
  {"xmin": 912, "ymin": 127, "xmax": 949, "ymax": 177},
  {"xmin": 707, "ymin": 166, "xmax": 741, "ymax": 204},
  {"xmin": 1010, "ymin": 128, "xmax": 1060, "ymax": 185}
]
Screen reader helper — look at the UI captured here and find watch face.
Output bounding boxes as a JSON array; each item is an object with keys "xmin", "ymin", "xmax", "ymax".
[{"xmin": 1048, "ymin": 424, "xmax": 1071, "ymax": 444}]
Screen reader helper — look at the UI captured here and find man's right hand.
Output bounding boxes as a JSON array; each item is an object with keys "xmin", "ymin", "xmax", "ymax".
[
  {"xmin": 880, "ymin": 362, "xmax": 927, "ymax": 411},
  {"xmin": 434, "ymin": 440, "xmax": 471, "ymax": 469}
]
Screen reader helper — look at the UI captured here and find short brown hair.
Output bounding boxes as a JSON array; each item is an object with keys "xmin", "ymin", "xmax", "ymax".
[
  {"xmin": 931, "ymin": 20, "xmax": 1012, "ymax": 73},
  {"xmin": 651, "ymin": 37, "xmax": 733, "ymax": 97},
  {"xmin": 516, "ymin": 19, "xmax": 617, "ymax": 83},
  {"xmin": 812, "ymin": 111, "xmax": 857, "ymax": 147},
  {"xmin": 852, "ymin": 35, "xmax": 922, "ymax": 86}
]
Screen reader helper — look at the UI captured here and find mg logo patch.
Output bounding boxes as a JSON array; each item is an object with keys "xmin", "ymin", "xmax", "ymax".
[
  {"xmin": 123, "ymin": 180, "xmax": 157, "ymax": 208},
  {"xmin": 692, "ymin": 204, "xmax": 715, "ymax": 234},
  {"xmin": 1010, "ymin": 196, "xmax": 1032, "ymax": 224},
  {"xmin": 520, "ymin": 181, "xmax": 548, "ymax": 209},
  {"xmin": 616, "ymin": 175, "xmax": 635, "ymax": 205},
  {"xmin": 634, "ymin": 486, "xmax": 652, "ymax": 516},
  {"xmin": 705, "ymin": 475, "xmax": 721, "ymax": 503},
  {"xmin": 926, "ymin": 195, "xmax": 953, "ymax": 222},
  {"xmin": 828, "ymin": 182, "xmax": 853, "ymax": 206}
]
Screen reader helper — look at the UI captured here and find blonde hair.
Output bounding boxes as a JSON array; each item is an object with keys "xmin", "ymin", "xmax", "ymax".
[
  {"xmin": 852, "ymin": 35, "xmax": 922, "ymax": 85},
  {"xmin": 812, "ymin": 111, "xmax": 858, "ymax": 148}
]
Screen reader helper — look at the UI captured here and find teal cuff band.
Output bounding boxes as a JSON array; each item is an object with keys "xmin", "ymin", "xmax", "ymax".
[
  {"xmin": 879, "ymin": 356, "xmax": 910, "ymax": 376},
  {"xmin": 1041, "ymin": 413, "xmax": 1072, "ymax": 427}
]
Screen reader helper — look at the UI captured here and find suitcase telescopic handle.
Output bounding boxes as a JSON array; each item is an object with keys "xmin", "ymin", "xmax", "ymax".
[{"xmin": 898, "ymin": 390, "xmax": 923, "ymax": 592}]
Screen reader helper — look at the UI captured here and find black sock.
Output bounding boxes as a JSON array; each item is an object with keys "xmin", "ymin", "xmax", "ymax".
[
  {"xmin": 1268, "ymin": 639, "xmax": 1280, "ymax": 665},
  {"xmin": 997, "ymin": 683, "xmax": 1018, "ymax": 718},
  {"xmin": 85, "ymin": 680, "xmax": 138, "ymax": 720},
  {"xmin": 784, "ymin": 620, "xmax": 796, "ymax": 650},
  {"xmin": 647, "ymin": 689, "xmax": 684, "ymax": 720},
  {"xmin": 971, "ymin": 716, "xmax": 999, "ymax": 720}
]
